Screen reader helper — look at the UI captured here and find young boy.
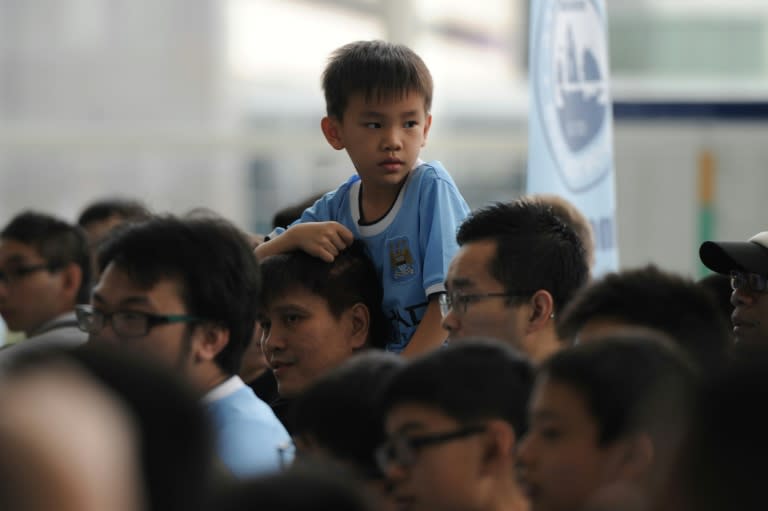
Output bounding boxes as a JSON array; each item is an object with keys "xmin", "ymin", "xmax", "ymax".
[
  {"xmin": 517, "ymin": 332, "xmax": 699, "ymax": 511},
  {"xmin": 377, "ymin": 339, "xmax": 534, "ymax": 511},
  {"xmin": 255, "ymin": 40, "xmax": 471, "ymax": 356}
]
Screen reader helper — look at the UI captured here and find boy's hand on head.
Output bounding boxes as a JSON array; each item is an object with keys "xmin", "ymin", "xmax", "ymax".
[{"xmin": 290, "ymin": 221, "xmax": 354, "ymax": 262}]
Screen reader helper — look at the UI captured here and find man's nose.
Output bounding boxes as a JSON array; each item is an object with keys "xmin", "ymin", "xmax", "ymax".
[
  {"xmin": 731, "ymin": 287, "xmax": 756, "ymax": 307},
  {"xmin": 381, "ymin": 128, "xmax": 402, "ymax": 152}
]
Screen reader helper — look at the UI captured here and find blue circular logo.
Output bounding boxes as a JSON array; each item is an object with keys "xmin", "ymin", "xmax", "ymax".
[{"xmin": 533, "ymin": 0, "xmax": 612, "ymax": 193}]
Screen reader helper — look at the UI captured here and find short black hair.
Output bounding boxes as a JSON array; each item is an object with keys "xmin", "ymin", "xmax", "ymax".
[
  {"xmin": 557, "ymin": 265, "xmax": 731, "ymax": 371},
  {"xmin": 77, "ymin": 198, "xmax": 151, "ymax": 227},
  {"xmin": 322, "ymin": 40, "xmax": 433, "ymax": 119},
  {"xmin": 293, "ymin": 351, "xmax": 404, "ymax": 479},
  {"xmin": 540, "ymin": 333, "xmax": 698, "ymax": 451},
  {"xmin": 1, "ymin": 211, "xmax": 91, "ymax": 303},
  {"xmin": 97, "ymin": 215, "xmax": 260, "ymax": 375},
  {"xmin": 259, "ymin": 240, "xmax": 392, "ymax": 349},
  {"xmin": 380, "ymin": 339, "xmax": 534, "ymax": 436},
  {"xmin": 456, "ymin": 200, "xmax": 589, "ymax": 313}
]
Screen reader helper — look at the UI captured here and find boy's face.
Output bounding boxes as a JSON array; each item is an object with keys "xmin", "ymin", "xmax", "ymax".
[
  {"xmin": 322, "ymin": 91, "xmax": 432, "ymax": 192},
  {"xmin": 517, "ymin": 376, "xmax": 620, "ymax": 511},
  {"xmin": 381, "ymin": 403, "xmax": 487, "ymax": 511}
]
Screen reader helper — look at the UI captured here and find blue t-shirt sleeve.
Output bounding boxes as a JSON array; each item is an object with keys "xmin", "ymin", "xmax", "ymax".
[{"xmin": 418, "ymin": 168, "xmax": 471, "ymax": 294}]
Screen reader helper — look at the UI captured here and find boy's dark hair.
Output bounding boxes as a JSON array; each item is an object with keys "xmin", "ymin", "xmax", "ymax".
[
  {"xmin": 380, "ymin": 339, "xmax": 534, "ymax": 436},
  {"xmin": 557, "ymin": 265, "xmax": 731, "ymax": 371},
  {"xmin": 293, "ymin": 351, "xmax": 404, "ymax": 479},
  {"xmin": 322, "ymin": 40, "xmax": 433, "ymax": 119},
  {"xmin": 259, "ymin": 240, "xmax": 391, "ymax": 349},
  {"xmin": 97, "ymin": 215, "xmax": 260, "ymax": 375},
  {"xmin": 456, "ymin": 200, "xmax": 589, "ymax": 313},
  {"xmin": 540, "ymin": 333, "xmax": 698, "ymax": 451},
  {"xmin": 77, "ymin": 198, "xmax": 151, "ymax": 227},
  {"xmin": 1, "ymin": 211, "xmax": 91, "ymax": 303}
]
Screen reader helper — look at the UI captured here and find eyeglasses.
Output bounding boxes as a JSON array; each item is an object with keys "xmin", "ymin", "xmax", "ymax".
[
  {"xmin": 374, "ymin": 425, "xmax": 486, "ymax": 473},
  {"xmin": 0, "ymin": 263, "xmax": 53, "ymax": 285},
  {"xmin": 75, "ymin": 304, "xmax": 204, "ymax": 339},
  {"xmin": 439, "ymin": 290, "xmax": 533, "ymax": 317},
  {"xmin": 730, "ymin": 270, "xmax": 768, "ymax": 293}
]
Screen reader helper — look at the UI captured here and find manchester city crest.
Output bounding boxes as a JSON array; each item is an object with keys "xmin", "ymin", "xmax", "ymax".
[{"xmin": 533, "ymin": 0, "xmax": 613, "ymax": 193}]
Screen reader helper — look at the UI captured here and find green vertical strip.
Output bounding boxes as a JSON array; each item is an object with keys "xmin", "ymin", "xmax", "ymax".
[
  {"xmin": 698, "ymin": 205, "xmax": 715, "ymax": 278},
  {"xmin": 697, "ymin": 148, "xmax": 716, "ymax": 278}
]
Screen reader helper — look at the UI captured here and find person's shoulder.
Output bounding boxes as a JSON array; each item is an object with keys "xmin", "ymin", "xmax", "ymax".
[{"xmin": 413, "ymin": 160, "xmax": 456, "ymax": 182}]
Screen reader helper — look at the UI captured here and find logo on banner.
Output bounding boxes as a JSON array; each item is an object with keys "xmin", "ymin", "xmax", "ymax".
[{"xmin": 533, "ymin": 0, "xmax": 612, "ymax": 192}]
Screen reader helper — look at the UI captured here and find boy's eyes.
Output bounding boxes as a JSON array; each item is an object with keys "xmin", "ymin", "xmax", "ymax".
[
  {"xmin": 404, "ymin": 120, "xmax": 418, "ymax": 128},
  {"xmin": 364, "ymin": 122, "xmax": 381, "ymax": 129}
]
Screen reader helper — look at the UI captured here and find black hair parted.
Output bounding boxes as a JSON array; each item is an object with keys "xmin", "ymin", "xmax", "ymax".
[
  {"xmin": 1, "ymin": 210, "xmax": 91, "ymax": 303},
  {"xmin": 259, "ymin": 239, "xmax": 392, "ymax": 350},
  {"xmin": 380, "ymin": 339, "xmax": 534, "ymax": 436},
  {"xmin": 97, "ymin": 215, "xmax": 260, "ymax": 375},
  {"xmin": 456, "ymin": 200, "xmax": 589, "ymax": 313},
  {"xmin": 322, "ymin": 40, "xmax": 433, "ymax": 119},
  {"xmin": 557, "ymin": 264, "xmax": 731, "ymax": 372}
]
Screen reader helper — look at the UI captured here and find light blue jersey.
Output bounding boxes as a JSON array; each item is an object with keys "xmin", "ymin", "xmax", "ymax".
[
  {"xmin": 276, "ymin": 161, "xmax": 470, "ymax": 352},
  {"xmin": 205, "ymin": 379, "xmax": 292, "ymax": 477}
]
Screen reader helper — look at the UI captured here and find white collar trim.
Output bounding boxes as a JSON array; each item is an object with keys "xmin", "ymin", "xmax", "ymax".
[{"xmin": 202, "ymin": 375, "xmax": 245, "ymax": 404}]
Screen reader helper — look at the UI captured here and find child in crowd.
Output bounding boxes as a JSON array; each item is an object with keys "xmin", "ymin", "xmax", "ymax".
[
  {"xmin": 255, "ymin": 40, "xmax": 470, "ymax": 356},
  {"xmin": 517, "ymin": 333, "xmax": 699, "ymax": 511}
]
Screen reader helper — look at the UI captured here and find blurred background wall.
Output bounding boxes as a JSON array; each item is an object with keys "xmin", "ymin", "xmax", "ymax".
[{"xmin": 1, "ymin": 0, "xmax": 767, "ymax": 277}]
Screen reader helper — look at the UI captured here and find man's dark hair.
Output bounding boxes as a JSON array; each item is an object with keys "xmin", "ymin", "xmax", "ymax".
[
  {"xmin": 77, "ymin": 198, "xmax": 151, "ymax": 227},
  {"xmin": 322, "ymin": 40, "xmax": 433, "ymax": 119},
  {"xmin": 557, "ymin": 265, "xmax": 731, "ymax": 371},
  {"xmin": 1, "ymin": 211, "xmax": 91, "ymax": 303},
  {"xmin": 272, "ymin": 192, "xmax": 327, "ymax": 230},
  {"xmin": 97, "ymin": 215, "xmax": 260, "ymax": 375},
  {"xmin": 540, "ymin": 333, "xmax": 698, "ymax": 452},
  {"xmin": 293, "ymin": 351, "xmax": 404, "ymax": 479},
  {"xmin": 380, "ymin": 339, "xmax": 534, "ymax": 436},
  {"xmin": 456, "ymin": 200, "xmax": 589, "ymax": 313},
  {"xmin": 259, "ymin": 240, "xmax": 391, "ymax": 349}
]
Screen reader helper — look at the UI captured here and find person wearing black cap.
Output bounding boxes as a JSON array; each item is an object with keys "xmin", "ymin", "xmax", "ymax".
[{"xmin": 700, "ymin": 231, "xmax": 768, "ymax": 345}]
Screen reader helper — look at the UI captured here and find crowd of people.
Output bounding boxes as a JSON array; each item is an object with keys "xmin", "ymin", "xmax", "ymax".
[{"xmin": 0, "ymin": 40, "xmax": 766, "ymax": 511}]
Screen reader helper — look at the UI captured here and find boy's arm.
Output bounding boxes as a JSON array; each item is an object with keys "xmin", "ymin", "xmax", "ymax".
[
  {"xmin": 401, "ymin": 295, "xmax": 448, "ymax": 358},
  {"xmin": 254, "ymin": 221, "xmax": 355, "ymax": 262}
]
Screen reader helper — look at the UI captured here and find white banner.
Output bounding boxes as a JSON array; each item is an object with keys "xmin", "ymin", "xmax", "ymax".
[{"xmin": 527, "ymin": 0, "xmax": 619, "ymax": 275}]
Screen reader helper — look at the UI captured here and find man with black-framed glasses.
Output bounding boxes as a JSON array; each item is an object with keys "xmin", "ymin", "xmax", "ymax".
[
  {"xmin": 85, "ymin": 214, "xmax": 290, "ymax": 478},
  {"xmin": 700, "ymin": 231, "xmax": 768, "ymax": 345},
  {"xmin": 441, "ymin": 199, "xmax": 589, "ymax": 364},
  {"xmin": 377, "ymin": 340, "xmax": 534, "ymax": 511},
  {"xmin": 0, "ymin": 211, "xmax": 90, "ymax": 367}
]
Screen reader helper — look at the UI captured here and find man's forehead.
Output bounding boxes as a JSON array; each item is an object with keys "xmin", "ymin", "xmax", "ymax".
[
  {"xmin": 0, "ymin": 238, "xmax": 41, "ymax": 262},
  {"xmin": 94, "ymin": 265, "xmax": 184, "ymax": 307}
]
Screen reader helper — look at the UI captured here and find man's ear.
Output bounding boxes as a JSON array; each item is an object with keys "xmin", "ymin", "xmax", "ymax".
[
  {"xmin": 526, "ymin": 289, "xmax": 555, "ymax": 333},
  {"xmin": 321, "ymin": 116, "xmax": 345, "ymax": 150},
  {"xmin": 478, "ymin": 419, "xmax": 516, "ymax": 476},
  {"xmin": 604, "ymin": 433, "xmax": 655, "ymax": 484},
  {"xmin": 194, "ymin": 324, "xmax": 230, "ymax": 363},
  {"xmin": 421, "ymin": 113, "xmax": 433, "ymax": 147},
  {"xmin": 59, "ymin": 262, "xmax": 83, "ymax": 304},
  {"xmin": 346, "ymin": 303, "xmax": 370, "ymax": 350}
]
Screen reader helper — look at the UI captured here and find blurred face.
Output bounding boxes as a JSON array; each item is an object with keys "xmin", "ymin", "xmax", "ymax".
[
  {"xmin": 327, "ymin": 92, "xmax": 431, "ymax": 193},
  {"xmin": 89, "ymin": 263, "xmax": 196, "ymax": 373},
  {"xmin": 261, "ymin": 288, "xmax": 365, "ymax": 397},
  {"xmin": 730, "ymin": 280, "xmax": 768, "ymax": 344},
  {"xmin": 0, "ymin": 239, "xmax": 67, "ymax": 335},
  {"xmin": 517, "ymin": 377, "xmax": 619, "ymax": 511},
  {"xmin": 382, "ymin": 403, "xmax": 488, "ymax": 511},
  {"xmin": 442, "ymin": 240, "xmax": 529, "ymax": 348}
]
